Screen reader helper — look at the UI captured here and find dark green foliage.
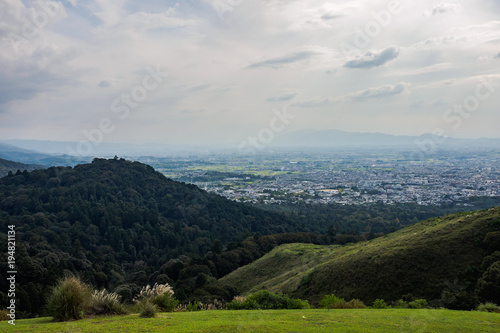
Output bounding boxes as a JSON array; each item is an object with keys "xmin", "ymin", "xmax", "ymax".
[
  {"xmin": 0, "ymin": 158, "xmax": 43, "ymax": 178},
  {"xmin": 476, "ymin": 261, "xmax": 500, "ymax": 304},
  {"xmin": 46, "ymin": 276, "xmax": 90, "ymax": 322},
  {"xmin": 318, "ymin": 294, "xmax": 365, "ymax": 309},
  {"xmin": 476, "ymin": 302, "xmax": 500, "ymax": 313},
  {"xmin": 186, "ymin": 301, "xmax": 202, "ymax": 311},
  {"xmin": 319, "ymin": 294, "xmax": 344, "ymax": 309},
  {"xmin": 226, "ymin": 290, "xmax": 309, "ymax": 310},
  {"xmin": 408, "ymin": 299, "xmax": 428, "ymax": 309},
  {"xmin": 372, "ymin": 299, "xmax": 388, "ymax": 309}
]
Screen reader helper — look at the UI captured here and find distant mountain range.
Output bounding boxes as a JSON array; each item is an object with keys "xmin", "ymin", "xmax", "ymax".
[
  {"xmin": 1, "ymin": 130, "xmax": 499, "ymax": 165},
  {"xmin": 0, "ymin": 143, "xmax": 90, "ymax": 167},
  {"xmin": 271, "ymin": 129, "xmax": 500, "ymax": 147}
]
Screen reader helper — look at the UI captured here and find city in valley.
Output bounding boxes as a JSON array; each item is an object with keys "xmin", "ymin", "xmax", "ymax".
[{"xmin": 140, "ymin": 147, "xmax": 500, "ymax": 206}]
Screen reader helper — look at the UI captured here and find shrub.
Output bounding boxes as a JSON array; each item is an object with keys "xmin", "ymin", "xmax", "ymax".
[
  {"xmin": 199, "ymin": 300, "xmax": 225, "ymax": 310},
  {"xmin": 87, "ymin": 289, "xmax": 127, "ymax": 316},
  {"xmin": 393, "ymin": 299, "xmax": 409, "ymax": 308},
  {"xmin": 372, "ymin": 299, "xmax": 388, "ymax": 309},
  {"xmin": 134, "ymin": 283, "xmax": 178, "ymax": 312},
  {"xmin": 345, "ymin": 299, "xmax": 366, "ymax": 309},
  {"xmin": 46, "ymin": 276, "xmax": 91, "ymax": 322},
  {"xmin": 151, "ymin": 292, "xmax": 179, "ymax": 312},
  {"xmin": 186, "ymin": 301, "xmax": 202, "ymax": 312},
  {"xmin": 319, "ymin": 294, "xmax": 344, "ymax": 309},
  {"xmin": 476, "ymin": 302, "xmax": 500, "ymax": 313},
  {"xmin": 0, "ymin": 309, "xmax": 8, "ymax": 321},
  {"xmin": 138, "ymin": 301, "xmax": 157, "ymax": 318},
  {"xmin": 226, "ymin": 290, "xmax": 309, "ymax": 310},
  {"xmin": 409, "ymin": 299, "xmax": 428, "ymax": 309}
]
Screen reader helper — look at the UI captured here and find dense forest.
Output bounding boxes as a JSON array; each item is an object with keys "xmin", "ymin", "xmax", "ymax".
[
  {"xmin": 1, "ymin": 158, "xmax": 499, "ymax": 317},
  {"xmin": 0, "ymin": 158, "xmax": 43, "ymax": 178}
]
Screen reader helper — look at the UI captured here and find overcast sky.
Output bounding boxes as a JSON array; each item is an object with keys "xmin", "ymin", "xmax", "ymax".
[{"xmin": 1, "ymin": 0, "xmax": 499, "ymax": 147}]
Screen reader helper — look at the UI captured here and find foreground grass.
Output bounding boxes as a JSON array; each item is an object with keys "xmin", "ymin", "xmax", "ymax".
[{"xmin": 3, "ymin": 309, "xmax": 499, "ymax": 333}]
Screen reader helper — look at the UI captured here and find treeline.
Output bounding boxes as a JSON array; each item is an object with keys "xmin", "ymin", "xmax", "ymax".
[{"xmin": 256, "ymin": 197, "xmax": 500, "ymax": 235}]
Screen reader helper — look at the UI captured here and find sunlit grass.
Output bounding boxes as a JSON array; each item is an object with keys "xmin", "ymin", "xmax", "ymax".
[{"xmin": 3, "ymin": 309, "xmax": 499, "ymax": 333}]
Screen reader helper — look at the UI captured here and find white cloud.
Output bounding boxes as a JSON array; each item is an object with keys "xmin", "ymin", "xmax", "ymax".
[
  {"xmin": 344, "ymin": 46, "xmax": 399, "ymax": 69},
  {"xmin": 349, "ymin": 82, "xmax": 411, "ymax": 101}
]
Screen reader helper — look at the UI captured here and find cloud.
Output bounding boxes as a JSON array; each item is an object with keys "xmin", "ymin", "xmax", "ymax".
[
  {"xmin": 426, "ymin": 3, "xmax": 463, "ymax": 16},
  {"xmin": 180, "ymin": 109, "xmax": 206, "ymax": 114},
  {"xmin": 397, "ymin": 63, "xmax": 454, "ymax": 76},
  {"xmin": 344, "ymin": 46, "xmax": 399, "ymax": 69},
  {"xmin": 321, "ymin": 13, "xmax": 342, "ymax": 21},
  {"xmin": 293, "ymin": 98, "xmax": 332, "ymax": 108},
  {"xmin": 98, "ymin": 80, "xmax": 111, "ymax": 87},
  {"xmin": 294, "ymin": 82, "xmax": 411, "ymax": 107},
  {"xmin": 349, "ymin": 82, "xmax": 411, "ymax": 101},
  {"xmin": 247, "ymin": 51, "xmax": 320, "ymax": 69},
  {"xmin": 496, "ymin": 52, "xmax": 500, "ymax": 59},
  {"xmin": 267, "ymin": 93, "xmax": 297, "ymax": 102},
  {"xmin": 93, "ymin": 7, "xmax": 194, "ymax": 36}
]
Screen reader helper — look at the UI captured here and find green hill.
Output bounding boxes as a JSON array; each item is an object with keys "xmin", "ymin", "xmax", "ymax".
[
  {"xmin": 215, "ymin": 207, "xmax": 500, "ymax": 308},
  {"xmin": 0, "ymin": 158, "xmax": 43, "ymax": 178}
]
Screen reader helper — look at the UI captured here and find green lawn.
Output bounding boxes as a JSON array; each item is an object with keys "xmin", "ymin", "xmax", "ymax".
[{"xmin": 3, "ymin": 309, "xmax": 499, "ymax": 333}]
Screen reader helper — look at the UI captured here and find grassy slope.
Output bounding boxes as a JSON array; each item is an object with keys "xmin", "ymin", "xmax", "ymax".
[
  {"xmin": 216, "ymin": 207, "xmax": 500, "ymax": 304},
  {"xmin": 2, "ymin": 310, "xmax": 499, "ymax": 333}
]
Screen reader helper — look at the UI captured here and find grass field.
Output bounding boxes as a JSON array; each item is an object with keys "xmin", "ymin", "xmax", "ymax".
[{"xmin": 3, "ymin": 309, "xmax": 499, "ymax": 333}]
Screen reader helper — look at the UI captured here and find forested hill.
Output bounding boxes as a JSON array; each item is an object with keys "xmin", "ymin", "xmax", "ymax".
[
  {"xmin": 0, "ymin": 158, "xmax": 296, "ymax": 316},
  {"xmin": 0, "ymin": 158, "xmax": 43, "ymax": 178}
]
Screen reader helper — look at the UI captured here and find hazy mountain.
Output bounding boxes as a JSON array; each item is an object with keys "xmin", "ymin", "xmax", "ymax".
[
  {"xmin": 0, "ymin": 143, "xmax": 89, "ymax": 166},
  {"xmin": 271, "ymin": 129, "xmax": 500, "ymax": 147},
  {"xmin": 0, "ymin": 158, "xmax": 44, "ymax": 178}
]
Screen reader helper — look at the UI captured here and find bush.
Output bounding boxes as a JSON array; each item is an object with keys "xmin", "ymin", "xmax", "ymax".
[
  {"xmin": 151, "ymin": 292, "xmax": 179, "ymax": 312},
  {"xmin": 134, "ymin": 283, "xmax": 178, "ymax": 312},
  {"xmin": 344, "ymin": 299, "xmax": 366, "ymax": 309},
  {"xmin": 186, "ymin": 301, "xmax": 202, "ymax": 312},
  {"xmin": 0, "ymin": 309, "xmax": 8, "ymax": 321},
  {"xmin": 87, "ymin": 289, "xmax": 127, "ymax": 316},
  {"xmin": 226, "ymin": 290, "xmax": 309, "ymax": 310},
  {"xmin": 409, "ymin": 299, "xmax": 428, "ymax": 309},
  {"xmin": 372, "ymin": 299, "xmax": 388, "ymax": 309},
  {"xmin": 46, "ymin": 276, "xmax": 91, "ymax": 322},
  {"xmin": 138, "ymin": 301, "xmax": 157, "ymax": 318},
  {"xmin": 476, "ymin": 302, "xmax": 500, "ymax": 313},
  {"xmin": 319, "ymin": 294, "xmax": 344, "ymax": 309},
  {"xmin": 393, "ymin": 299, "xmax": 409, "ymax": 308}
]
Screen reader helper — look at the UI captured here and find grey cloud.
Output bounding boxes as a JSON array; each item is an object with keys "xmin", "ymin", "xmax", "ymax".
[
  {"xmin": 430, "ymin": 3, "xmax": 462, "ymax": 15},
  {"xmin": 496, "ymin": 52, "xmax": 500, "ymax": 59},
  {"xmin": 321, "ymin": 13, "xmax": 342, "ymax": 21},
  {"xmin": 247, "ymin": 51, "xmax": 320, "ymax": 69},
  {"xmin": 267, "ymin": 93, "xmax": 297, "ymax": 102},
  {"xmin": 344, "ymin": 46, "xmax": 399, "ymax": 69},
  {"xmin": 350, "ymin": 82, "xmax": 411, "ymax": 101},
  {"xmin": 98, "ymin": 80, "xmax": 111, "ymax": 87}
]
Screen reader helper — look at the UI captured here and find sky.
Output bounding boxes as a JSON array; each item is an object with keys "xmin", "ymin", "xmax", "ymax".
[{"xmin": 0, "ymin": 0, "xmax": 499, "ymax": 149}]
